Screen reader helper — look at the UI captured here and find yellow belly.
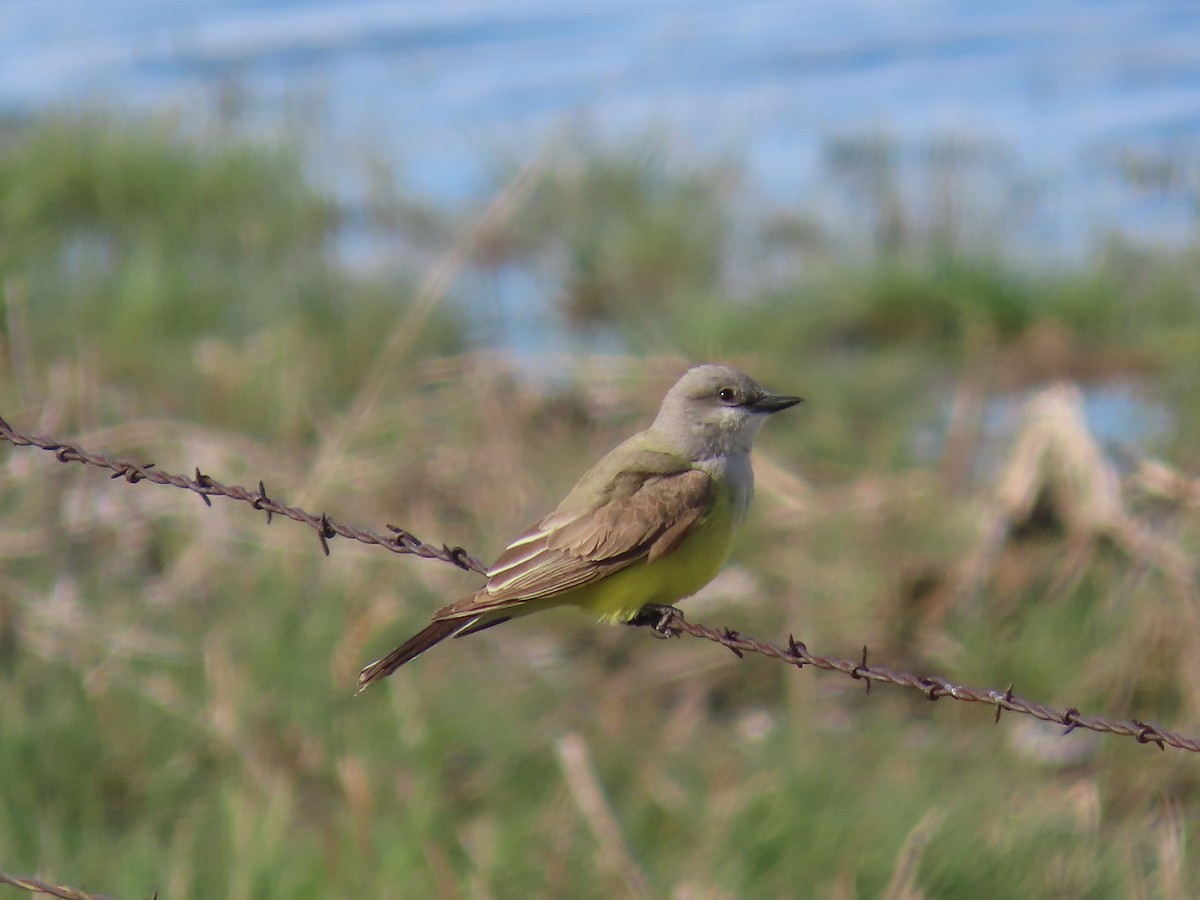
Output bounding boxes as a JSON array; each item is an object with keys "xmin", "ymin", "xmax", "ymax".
[{"xmin": 556, "ymin": 488, "xmax": 736, "ymax": 623}]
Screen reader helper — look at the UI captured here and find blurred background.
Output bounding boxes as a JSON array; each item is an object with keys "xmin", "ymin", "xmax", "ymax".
[{"xmin": 2, "ymin": 1, "xmax": 1200, "ymax": 897}]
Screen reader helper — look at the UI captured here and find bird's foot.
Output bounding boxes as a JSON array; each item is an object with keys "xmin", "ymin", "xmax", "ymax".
[{"xmin": 626, "ymin": 604, "xmax": 685, "ymax": 638}]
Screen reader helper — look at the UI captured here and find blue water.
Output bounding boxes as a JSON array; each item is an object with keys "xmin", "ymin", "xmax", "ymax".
[{"xmin": 3, "ymin": 0, "xmax": 1199, "ymax": 259}]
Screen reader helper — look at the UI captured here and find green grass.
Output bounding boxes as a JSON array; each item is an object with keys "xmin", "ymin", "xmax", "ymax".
[{"xmin": 1, "ymin": 111, "xmax": 1199, "ymax": 898}]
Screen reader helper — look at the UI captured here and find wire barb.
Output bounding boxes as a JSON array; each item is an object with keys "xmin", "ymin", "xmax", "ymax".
[
  {"xmin": 2, "ymin": 415, "xmax": 1199, "ymax": 754},
  {"xmin": 721, "ymin": 628, "xmax": 744, "ymax": 658},
  {"xmin": 252, "ymin": 480, "xmax": 272, "ymax": 523},
  {"xmin": 1132, "ymin": 720, "xmax": 1166, "ymax": 751},
  {"xmin": 193, "ymin": 467, "xmax": 212, "ymax": 507},
  {"xmin": 858, "ymin": 646, "xmax": 871, "ymax": 695},
  {"xmin": 317, "ymin": 513, "xmax": 334, "ymax": 556},
  {"xmin": 995, "ymin": 684, "xmax": 1015, "ymax": 725},
  {"xmin": 786, "ymin": 634, "xmax": 809, "ymax": 667}
]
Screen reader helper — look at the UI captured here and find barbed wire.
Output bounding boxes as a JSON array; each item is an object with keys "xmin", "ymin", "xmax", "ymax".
[
  {"xmin": 0, "ymin": 416, "xmax": 486, "ymax": 574},
  {"xmin": 1, "ymin": 415, "xmax": 1196, "ymax": 754},
  {"xmin": 645, "ymin": 615, "xmax": 1195, "ymax": 752},
  {"xmin": 0, "ymin": 868, "xmax": 141, "ymax": 900}
]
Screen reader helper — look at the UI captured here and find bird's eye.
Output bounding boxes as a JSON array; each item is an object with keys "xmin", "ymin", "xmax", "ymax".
[{"xmin": 717, "ymin": 387, "xmax": 739, "ymax": 404}]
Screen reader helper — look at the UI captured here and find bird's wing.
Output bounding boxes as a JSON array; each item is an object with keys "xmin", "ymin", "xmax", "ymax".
[{"xmin": 434, "ymin": 467, "xmax": 712, "ymax": 619}]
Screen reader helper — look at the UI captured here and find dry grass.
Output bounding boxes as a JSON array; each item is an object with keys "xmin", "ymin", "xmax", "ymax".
[
  {"xmin": 3, "ymin": 111, "xmax": 1200, "ymax": 898},
  {"xmin": 2, "ymin": 348, "xmax": 1199, "ymax": 898}
]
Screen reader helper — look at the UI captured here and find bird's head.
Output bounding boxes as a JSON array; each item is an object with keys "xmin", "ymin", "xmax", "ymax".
[{"xmin": 653, "ymin": 364, "xmax": 802, "ymax": 460}]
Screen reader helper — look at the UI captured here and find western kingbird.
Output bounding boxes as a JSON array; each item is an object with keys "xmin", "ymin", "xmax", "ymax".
[{"xmin": 357, "ymin": 364, "xmax": 801, "ymax": 689}]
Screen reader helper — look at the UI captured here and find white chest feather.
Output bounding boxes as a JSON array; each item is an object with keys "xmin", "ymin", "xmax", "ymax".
[{"xmin": 696, "ymin": 452, "xmax": 755, "ymax": 525}]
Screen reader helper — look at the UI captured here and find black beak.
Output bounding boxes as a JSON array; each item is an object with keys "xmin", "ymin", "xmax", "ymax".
[{"xmin": 749, "ymin": 392, "xmax": 804, "ymax": 414}]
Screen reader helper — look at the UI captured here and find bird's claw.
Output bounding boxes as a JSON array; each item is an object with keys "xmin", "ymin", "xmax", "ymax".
[{"xmin": 626, "ymin": 604, "xmax": 685, "ymax": 638}]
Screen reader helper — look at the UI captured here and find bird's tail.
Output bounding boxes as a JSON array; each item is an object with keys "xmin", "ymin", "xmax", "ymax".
[{"xmin": 357, "ymin": 616, "xmax": 477, "ymax": 692}]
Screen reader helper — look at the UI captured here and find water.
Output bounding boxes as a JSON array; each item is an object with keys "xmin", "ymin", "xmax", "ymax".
[{"xmin": 3, "ymin": 0, "xmax": 1199, "ymax": 257}]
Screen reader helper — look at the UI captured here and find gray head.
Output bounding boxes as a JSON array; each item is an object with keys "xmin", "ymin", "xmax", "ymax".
[{"xmin": 651, "ymin": 364, "xmax": 802, "ymax": 460}]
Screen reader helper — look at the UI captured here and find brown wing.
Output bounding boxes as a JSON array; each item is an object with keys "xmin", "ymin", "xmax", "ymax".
[{"xmin": 434, "ymin": 468, "xmax": 712, "ymax": 620}]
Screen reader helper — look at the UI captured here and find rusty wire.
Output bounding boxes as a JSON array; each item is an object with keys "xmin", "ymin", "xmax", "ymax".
[
  {"xmin": 0, "ymin": 416, "xmax": 486, "ymax": 574},
  {"xmin": 1, "ymin": 415, "xmax": 1197, "ymax": 754},
  {"xmin": 647, "ymin": 616, "xmax": 1197, "ymax": 753},
  {"xmin": 0, "ymin": 869, "xmax": 129, "ymax": 900}
]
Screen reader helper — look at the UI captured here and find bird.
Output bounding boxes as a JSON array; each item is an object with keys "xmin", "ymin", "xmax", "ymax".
[{"xmin": 357, "ymin": 364, "xmax": 801, "ymax": 690}]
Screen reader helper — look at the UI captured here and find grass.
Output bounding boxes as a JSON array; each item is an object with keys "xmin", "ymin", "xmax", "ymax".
[{"xmin": 1, "ymin": 111, "xmax": 1200, "ymax": 898}]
